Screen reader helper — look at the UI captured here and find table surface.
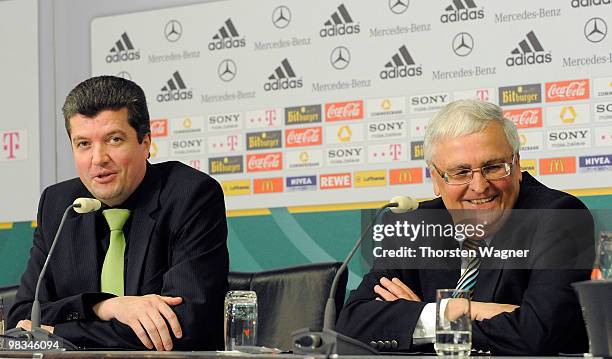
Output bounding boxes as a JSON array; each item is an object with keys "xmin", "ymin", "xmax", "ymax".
[{"xmin": 0, "ymin": 350, "xmax": 602, "ymax": 359}]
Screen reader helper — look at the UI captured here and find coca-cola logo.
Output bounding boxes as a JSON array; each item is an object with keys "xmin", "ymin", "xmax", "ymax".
[
  {"xmin": 545, "ymin": 79, "xmax": 590, "ymax": 102},
  {"xmin": 285, "ymin": 127, "xmax": 322, "ymax": 147},
  {"xmin": 247, "ymin": 152, "xmax": 282, "ymax": 172},
  {"xmin": 503, "ymin": 108, "xmax": 542, "ymax": 129},
  {"xmin": 325, "ymin": 100, "xmax": 364, "ymax": 121}
]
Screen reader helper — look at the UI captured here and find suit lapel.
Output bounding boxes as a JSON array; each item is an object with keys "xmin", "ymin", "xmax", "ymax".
[
  {"xmin": 66, "ymin": 212, "xmax": 100, "ymax": 292},
  {"xmin": 125, "ymin": 211, "xmax": 155, "ymax": 294},
  {"xmin": 124, "ymin": 164, "xmax": 161, "ymax": 295}
]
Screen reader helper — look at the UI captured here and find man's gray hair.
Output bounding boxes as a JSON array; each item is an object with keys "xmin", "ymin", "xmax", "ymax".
[{"xmin": 423, "ymin": 99, "xmax": 520, "ymax": 163}]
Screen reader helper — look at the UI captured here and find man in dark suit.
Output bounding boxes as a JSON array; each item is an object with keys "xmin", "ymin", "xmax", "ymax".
[
  {"xmin": 7, "ymin": 76, "xmax": 229, "ymax": 351},
  {"xmin": 336, "ymin": 99, "xmax": 594, "ymax": 355}
]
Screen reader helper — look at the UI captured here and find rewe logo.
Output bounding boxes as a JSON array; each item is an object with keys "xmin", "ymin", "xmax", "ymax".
[
  {"xmin": 440, "ymin": 0, "xmax": 484, "ymax": 23},
  {"xmin": 156, "ymin": 71, "xmax": 193, "ymax": 102},
  {"xmin": 208, "ymin": 18, "xmax": 246, "ymax": 51},
  {"xmin": 506, "ymin": 31, "xmax": 551, "ymax": 67},
  {"xmin": 380, "ymin": 45, "xmax": 422, "ymax": 80},
  {"xmin": 106, "ymin": 32, "xmax": 140, "ymax": 63},
  {"xmin": 320, "ymin": 4, "xmax": 360, "ymax": 38},
  {"xmin": 264, "ymin": 59, "xmax": 303, "ymax": 91}
]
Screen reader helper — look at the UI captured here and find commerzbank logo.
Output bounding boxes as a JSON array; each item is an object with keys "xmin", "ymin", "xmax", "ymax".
[
  {"xmin": 320, "ymin": 4, "xmax": 360, "ymax": 38},
  {"xmin": 156, "ymin": 71, "xmax": 193, "ymax": 102},
  {"xmin": 106, "ymin": 32, "xmax": 140, "ymax": 63},
  {"xmin": 380, "ymin": 45, "xmax": 422, "ymax": 80},
  {"xmin": 208, "ymin": 18, "xmax": 246, "ymax": 51},
  {"xmin": 506, "ymin": 31, "xmax": 552, "ymax": 67},
  {"xmin": 440, "ymin": 0, "xmax": 484, "ymax": 23},
  {"xmin": 264, "ymin": 58, "xmax": 303, "ymax": 91}
]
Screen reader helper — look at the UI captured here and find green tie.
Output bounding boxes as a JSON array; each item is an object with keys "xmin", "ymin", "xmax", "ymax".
[{"xmin": 101, "ymin": 209, "xmax": 130, "ymax": 296}]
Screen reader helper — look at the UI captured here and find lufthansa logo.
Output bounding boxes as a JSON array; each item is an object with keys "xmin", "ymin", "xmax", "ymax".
[{"xmin": 164, "ymin": 20, "xmax": 183, "ymax": 42}]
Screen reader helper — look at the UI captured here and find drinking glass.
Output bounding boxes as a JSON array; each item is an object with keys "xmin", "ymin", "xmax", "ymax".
[
  {"xmin": 435, "ymin": 289, "xmax": 471, "ymax": 357},
  {"xmin": 224, "ymin": 290, "xmax": 257, "ymax": 351}
]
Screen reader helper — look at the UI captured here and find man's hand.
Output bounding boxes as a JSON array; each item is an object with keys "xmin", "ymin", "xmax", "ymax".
[
  {"xmin": 470, "ymin": 301, "xmax": 519, "ymax": 321},
  {"xmin": 15, "ymin": 319, "xmax": 54, "ymax": 333},
  {"xmin": 92, "ymin": 294, "xmax": 183, "ymax": 351},
  {"xmin": 374, "ymin": 277, "xmax": 421, "ymax": 301}
]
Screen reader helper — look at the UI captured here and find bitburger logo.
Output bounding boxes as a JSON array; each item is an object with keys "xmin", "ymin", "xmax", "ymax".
[
  {"xmin": 506, "ymin": 31, "xmax": 551, "ymax": 67},
  {"xmin": 264, "ymin": 58, "xmax": 303, "ymax": 91},
  {"xmin": 320, "ymin": 4, "xmax": 360, "ymax": 38},
  {"xmin": 208, "ymin": 18, "xmax": 246, "ymax": 50},
  {"xmin": 106, "ymin": 32, "xmax": 140, "ymax": 63},
  {"xmin": 440, "ymin": 0, "xmax": 484, "ymax": 23},
  {"xmin": 156, "ymin": 71, "xmax": 193, "ymax": 102},
  {"xmin": 380, "ymin": 45, "xmax": 422, "ymax": 80}
]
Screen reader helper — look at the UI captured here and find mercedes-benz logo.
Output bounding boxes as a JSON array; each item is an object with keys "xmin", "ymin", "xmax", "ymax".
[
  {"xmin": 330, "ymin": 46, "xmax": 351, "ymax": 70},
  {"xmin": 164, "ymin": 20, "xmax": 182, "ymax": 42},
  {"xmin": 218, "ymin": 59, "xmax": 237, "ymax": 82},
  {"xmin": 116, "ymin": 71, "xmax": 132, "ymax": 80},
  {"xmin": 584, "ymin": 17, "xmax": 607, "ymax": 43},
  {"xmin": 272, "ymin": 6, "xmax": 291, "ymax": 29},
  {"xmin": 388, "ymin": 0, "xmax": 409, "ymax": 14},
  {"xmin": 452, "ymin": 32, "xmax": 474, "ymax": 57}
]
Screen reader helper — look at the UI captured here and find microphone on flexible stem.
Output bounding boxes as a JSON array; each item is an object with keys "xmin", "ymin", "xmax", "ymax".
[
  {"xmin": 4, "ymin": 198, "xmax": 101, "ymax": 350},
  {"xmin": 292, "ymin": 196, "xmax": 418, "ymax": 355}
]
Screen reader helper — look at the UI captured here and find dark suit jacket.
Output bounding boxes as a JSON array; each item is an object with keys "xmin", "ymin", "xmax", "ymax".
[
  {"xmin": 7, "ymin": 161, "xmax": 229, "ymax": 350},
  {"xmin": 336, "ymin": 173, "xmax": 594, "ymax": 355}
]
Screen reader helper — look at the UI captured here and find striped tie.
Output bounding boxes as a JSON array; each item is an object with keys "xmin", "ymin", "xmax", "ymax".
[{"xmin": 455, "ymin": 237, "xmax": 483, "ymax": 297}]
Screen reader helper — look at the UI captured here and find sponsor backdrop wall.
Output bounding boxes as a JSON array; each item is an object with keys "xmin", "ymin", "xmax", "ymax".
[
  {"xmin": 2, "ymin": 0, "xmax": 612, "ymax": 289},
  {"xmin": 0, "ymin": 0, "xmax": 39, "ymax": 222},
  {"xmin": 92, "ymin": 0, "xmax": 612, "ymax": 211}
]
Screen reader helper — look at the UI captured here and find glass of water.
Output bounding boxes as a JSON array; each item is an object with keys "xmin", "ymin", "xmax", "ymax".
[
  {"xmin": 435, "ymin": 289, "xmax": 471, "ymax": 357},
  {"xmin": 224, "ymin": 290, "xmax": 257, "ymax": 351},
  {"xmin": 0, "ymin": 296, "xmax": 4, "ymax": 335},
  {"xmin": 596, "ymin": 231, "xmax": 612, "ymax": 279}
]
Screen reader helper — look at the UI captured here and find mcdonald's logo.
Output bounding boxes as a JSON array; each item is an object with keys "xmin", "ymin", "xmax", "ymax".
[
  {"xmin": 253, "ymin": 177, "xmax": 283, "ymax": 194},
  {"xmin": 539, "ymin": 157, "xmax": 576, "ymax": 175},
  {"xmin": 390, "ymin": 168, "xmax": 423, "ymax": 185}
]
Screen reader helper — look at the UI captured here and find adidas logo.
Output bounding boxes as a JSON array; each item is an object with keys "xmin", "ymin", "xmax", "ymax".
[
  {"xmin": 264, "ymin": 58, "xmax": 303, "ymax": 91},
  {"xmin": 571, "ymin": 0, "xmax": 611, "ymax": 8},
  {"xmin": 440, "ymin": 0, "xmax": 484, "ymax": 23},
  {"xmin": 105, "ymin": 32, "xmax": 140, "ymax": 63},
  {"xmin": 208, "ymin": 18, "xmax": 246, "ymax": 51},
  {"xmin": 156, "ymin": 71, "xmax": 193, "ymax": 102},
  {"xmin": 320, "ymin": 4, "xmax": 360, "ymax": 38},
  {"xmin": 506, "ymin": 31, "xmax": 552, "ymax": 67},
  {"xmin": 379, "ymin": 45, "xmax": 422, "ymax": 80}
]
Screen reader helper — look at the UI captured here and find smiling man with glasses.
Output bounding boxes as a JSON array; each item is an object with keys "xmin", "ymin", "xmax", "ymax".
[{"xmin": 337, "ymin": 99, "xmax": 594, "ymax": 355}]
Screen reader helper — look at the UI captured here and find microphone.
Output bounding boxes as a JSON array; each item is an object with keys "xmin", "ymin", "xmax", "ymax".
[
  {"xmin": 5, "ymin": 197, "xmax": 101, "ymax": 350},
  {"xmin": 292, "ymin": 196, "xmax": 418, "ymax": 355},
  {"xmin": 389, "ymin": 195, "xmax": 418, "ymax": 213},
  {"xmin": 72, "ymin": 198, "xmax": 101, "ymax": 213}
]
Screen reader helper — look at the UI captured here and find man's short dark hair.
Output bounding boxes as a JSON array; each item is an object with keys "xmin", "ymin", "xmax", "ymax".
[{"xmin": 62, "ymin": 76, "xmax": 150, "ymax": 143}]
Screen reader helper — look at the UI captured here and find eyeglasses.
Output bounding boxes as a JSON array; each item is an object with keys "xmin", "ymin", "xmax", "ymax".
[{"xmin": 431, "ymin": 153, "xmax": 515, "ymax": 185}]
